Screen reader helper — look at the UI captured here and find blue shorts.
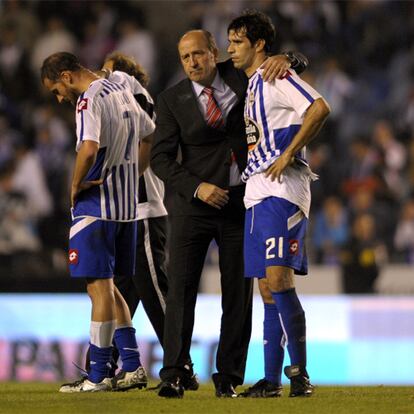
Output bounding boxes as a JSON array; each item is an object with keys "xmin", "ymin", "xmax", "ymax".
[
  {"xmin": 244, "ymin": 197, "xmax": 308, "ymax": 278},
  {"xmin": 68, "ymin": 217, "xmax": 137, "ymax": 279}
]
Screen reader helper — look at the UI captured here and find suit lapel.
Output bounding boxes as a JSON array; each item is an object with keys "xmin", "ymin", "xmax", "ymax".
[
  {"xmin": 178, "ymin": 78, "xmax": 227, "ymax": 131},
  {"xmin": 177, "ymin": 79, "xmax": 206, "ymax": 126}
]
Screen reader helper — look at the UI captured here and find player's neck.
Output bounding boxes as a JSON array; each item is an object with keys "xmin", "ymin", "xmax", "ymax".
[
  {"xmin": 245, "ymin": 54, "xmax": 266, "ymax": 78},
  {"xmin": 78, "ymin": 69, "xmax": 101, "ymax": 92}
]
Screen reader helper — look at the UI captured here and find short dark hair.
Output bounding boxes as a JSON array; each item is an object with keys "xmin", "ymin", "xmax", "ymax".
[
  {"xmin": 179, "ymin": 30, "xmax": 218, "ymax": 53},
  {"xmin": 105, "ymin": 51, "xmax": 150, "ymax": 88},
  {"xmin": 227, "ymin": 10, "xmax": 275, "ymax": 53},
  {"xmin": 40, "ymin": 52, "xmax": 82, "ymax": 82}
]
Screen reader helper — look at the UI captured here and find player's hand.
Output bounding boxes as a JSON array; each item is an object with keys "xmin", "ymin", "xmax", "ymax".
[
  {"xmin": 196, "ymin": 182, "xmax": 229, "ymax": 209},
  {"xmin": 261, "ymin": 55, "xmax": 291, "ymax": 82},
  {"xmin": 265, "ymin": 153, "xmax": 294, "ymax": 183},
  {"xmin": 71, "ymin": 180, "xmax": 103, "ymax": 207}
]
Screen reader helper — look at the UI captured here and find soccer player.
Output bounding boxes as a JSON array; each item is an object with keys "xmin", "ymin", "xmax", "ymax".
[
  {"xmin": 41, "ymin": 52, "xmax": 155, "ymax": 392},
  {"xmin": 81, "ymin": 52, "xmax": 198, "ymax": 390},
  {"xmin": 227, "ymin": 11, "xmax": 330, "ymax": 397}
]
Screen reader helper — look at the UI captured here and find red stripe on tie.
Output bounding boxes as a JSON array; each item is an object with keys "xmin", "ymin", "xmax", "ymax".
[{"xmin": 203, "ymin": 87, "xmax": 224, "ymax": 129}]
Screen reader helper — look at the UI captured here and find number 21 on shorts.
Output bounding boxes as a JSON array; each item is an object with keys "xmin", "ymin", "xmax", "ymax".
[{"xmin": 266, "ymin": 237, "xmax": 283, "ymax": 259}]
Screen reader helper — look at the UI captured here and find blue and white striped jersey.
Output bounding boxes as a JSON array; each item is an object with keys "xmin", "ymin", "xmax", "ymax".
[
  {"xmin": 108, "ymin": 70, "xmax": 167, "ymax": 220},
  {"xmin": 243, "ymin": 68, "xmax": 323, "ymax": 216},
  {"xmin": 73, "ymin": 73, "xmax": 155, "ymax": 222},
  {"xmin": 242, "ymin": 68, "xmax": 321, "ymax": 182}
]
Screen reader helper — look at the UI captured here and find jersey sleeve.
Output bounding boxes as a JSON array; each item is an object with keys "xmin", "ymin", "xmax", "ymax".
[
  {"xmin": 137, "ymin": 107, "xmax": 155, "ymax": 138},
  {"xmin": 275, "ymin": 70, "xmax": 322, "ymax": 118},
  {"xmin": 75, "ymin": 94, "xmax": 102, "ymax": 151},
  {"xmin": 111, "ymin": 71, "xmax": 155, "ymax": 120}
]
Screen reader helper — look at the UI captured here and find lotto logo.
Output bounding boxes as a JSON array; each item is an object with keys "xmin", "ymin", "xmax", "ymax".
[
  {"xmin": 69, "ymin": 249, "xmax": 79, "ymax": 264},
  {"xmin": 289, "ymin": 240, "xmax": 299, "ymax": 255},
  {"xmin": 77, "ymin": 98, "xmax": 88, "ymax": 113}
]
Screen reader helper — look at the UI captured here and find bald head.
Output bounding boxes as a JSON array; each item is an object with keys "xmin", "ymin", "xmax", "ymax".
[
  {"xmin": 178, "ymin": 30, "xmax": 218, "ymax": 53},
  {"xmin": 178, "ymin": 30, "xmax": 218, "ymax": 86}
]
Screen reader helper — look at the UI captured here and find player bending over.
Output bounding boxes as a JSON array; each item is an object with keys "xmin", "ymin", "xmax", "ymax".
[{"xmin": 41, "ymin": 52, "xmax": 154, "ymax": 392}]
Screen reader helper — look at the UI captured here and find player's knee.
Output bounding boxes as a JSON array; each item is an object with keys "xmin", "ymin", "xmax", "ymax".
[
  {"xmin": 266, "ymin": 267, "xmax": 294, "ymax": 292},
  {"xmin": 87, "ymin": 279, "xmax": 114, "ymax": 302},
  {"xmin": 267, "ymin": 277, "xmax": 294, "ymax": 292}
]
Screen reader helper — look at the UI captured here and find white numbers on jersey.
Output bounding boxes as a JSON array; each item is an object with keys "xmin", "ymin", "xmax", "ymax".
[
  {"xmin": 265, "ymin": 237, "xmax": 284, "ymax": 259},
  {"xmin": 123, "ymin": 110, "xmax": 136, "ymax": 161}
]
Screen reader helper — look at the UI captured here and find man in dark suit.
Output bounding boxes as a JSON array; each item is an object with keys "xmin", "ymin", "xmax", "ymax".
[{"xmin": 151, "ymin": 30, "xmax": 307, "ymax": 398}]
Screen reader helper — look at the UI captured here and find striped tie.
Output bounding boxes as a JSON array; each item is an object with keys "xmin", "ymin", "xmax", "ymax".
[{"xmin": 203, "ymin": 87, "xmax": 224, "ymax": 129}]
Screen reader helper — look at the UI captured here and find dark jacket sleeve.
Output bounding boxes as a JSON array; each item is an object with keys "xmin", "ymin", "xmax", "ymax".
[
  {"xmin": 150, "ymin": 92, "xmax": 202, "ymax": 202},
  {"xmin": 285, "ymin": 51, "xmax": 309, "ymax": 75}
]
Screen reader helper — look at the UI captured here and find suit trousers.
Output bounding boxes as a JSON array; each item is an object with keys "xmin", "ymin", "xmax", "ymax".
[{"xmin": 160, "ymin": 194, "xmax": 253, "ymax": 386}]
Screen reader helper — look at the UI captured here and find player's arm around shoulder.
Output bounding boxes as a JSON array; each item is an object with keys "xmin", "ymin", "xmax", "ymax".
[{"xmin": 261, "ymin": 51, "xmax": 309, "ymax": 82}]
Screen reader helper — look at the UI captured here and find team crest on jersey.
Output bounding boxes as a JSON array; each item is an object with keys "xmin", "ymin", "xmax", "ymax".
[
  {"xmin": 289, "ymin": 240, "xmax": 299, "ymax": 255},
  {"xmin": 244, "ymin": 116, "xmax": 262, "ymax": 151},
  {"xmin": 77, "ymin": 98, "xmax": 88, "ymax": 113},
  {"xmin": 69, "ymin": 249, "xmax": 79, "ymax": 265}
]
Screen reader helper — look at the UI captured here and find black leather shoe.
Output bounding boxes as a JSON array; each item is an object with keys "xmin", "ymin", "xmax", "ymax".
[
  {"xmin": 181, "ymin": 373, "xmax": 200, "ymax": 391},
  {"xmin": 158, "ymin": 378, "xmax": 184, "ymax": 398},
  {"xmin": 284, "ymin": 365, "xmax": 314, "ymax": 397},
  {"xmin": 238, "ymin": 378, "xmax": 283, "ymax": 398},
  {"xmin": 215, "ymin": 382, "xmax": 237, "ymax": 398}
]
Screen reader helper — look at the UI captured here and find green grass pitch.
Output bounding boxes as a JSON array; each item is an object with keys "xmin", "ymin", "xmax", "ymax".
[{"xmin": 0, "ymin": 383, "xmax": 412, "ymax": 414}]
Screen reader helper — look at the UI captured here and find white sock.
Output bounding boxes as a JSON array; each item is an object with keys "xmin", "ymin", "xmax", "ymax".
[{"xmin": 90, "ymin": 320, "xmax": 116, "ymax": 348}]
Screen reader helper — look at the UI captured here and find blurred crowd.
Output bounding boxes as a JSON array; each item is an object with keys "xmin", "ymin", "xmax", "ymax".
[{"xmin": 0, "ymin": 0, "xmax": 413, "ymax": 290}]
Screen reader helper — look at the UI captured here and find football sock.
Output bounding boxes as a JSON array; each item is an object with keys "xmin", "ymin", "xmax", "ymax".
[
  {"xmin": 88, "ymin": 343, "xmax": 113, "ymax": 384},
  {"xmin": 263, "ymin": 303, "xmax": 285, "ymax": 386},
  {"xmin": 88, "ymin": 320, "xmax": 116, "ymax": 383},
  {"xmin": 113, "ymin": 326, "xmax": 141, "ymax": 372},
  {"xmin": 271, "ymin": 288, "xmax": 307, "ymax": 367}
]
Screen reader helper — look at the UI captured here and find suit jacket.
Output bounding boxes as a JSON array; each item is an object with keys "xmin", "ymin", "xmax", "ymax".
[{"xmin": 150, "ymin": 59, "xmax": 248, "ymax": 217}]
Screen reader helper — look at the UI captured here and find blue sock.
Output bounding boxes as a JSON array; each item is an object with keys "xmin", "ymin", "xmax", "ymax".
[
  {"xmin": 263, "ymin": 303, "xmax": 285, "ymax": 386},
  {"xmin": 113, "ymin": 327, "xmax": 141, "ymax": 372},
  {"xmin": 271, "ymin": 288, "xmax": 306, "ymax": 367},
  {"xmin": 88, "ymin": 343, "xmax": 112, "ymax": 383}
]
